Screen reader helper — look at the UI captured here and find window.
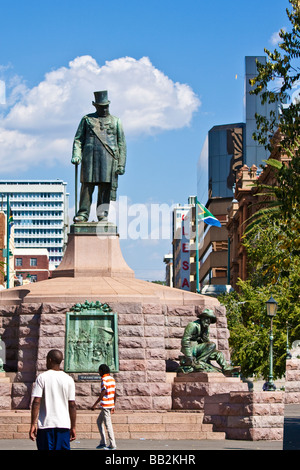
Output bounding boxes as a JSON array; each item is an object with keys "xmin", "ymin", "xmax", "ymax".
[
  {"xmin": 30, "ymin": 258, "xmax": 37, "ymax": 267},
  {"xmin": 15, "ymin": 258, "xmax": 23, "ymax": 267}
]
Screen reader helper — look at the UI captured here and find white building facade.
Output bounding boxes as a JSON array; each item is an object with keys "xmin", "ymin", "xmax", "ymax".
[{"xmin": 0, "ymin": 180, "xmax": 69, "ymax": 272}]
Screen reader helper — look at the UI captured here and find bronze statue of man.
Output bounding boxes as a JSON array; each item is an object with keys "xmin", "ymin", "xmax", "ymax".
[
  {"xmin": 71, "ymin": 91, "xmax": 126, "ymax": 222},
  {"xmin": 179, "ymin": 308, "xmax": 237, "ymax": 374}
]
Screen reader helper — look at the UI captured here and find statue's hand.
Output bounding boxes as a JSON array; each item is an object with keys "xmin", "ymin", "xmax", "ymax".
[
  {"xmin": 116, "ymin": 166, "xmax": 125, "ymax": 175},
  {"xmin": 184, "ymin": 356, "xmax": 194, "ymax": 366},
  {"xmin": 71, "ymin": 156, "xmax": 80, "ymax": 165}
]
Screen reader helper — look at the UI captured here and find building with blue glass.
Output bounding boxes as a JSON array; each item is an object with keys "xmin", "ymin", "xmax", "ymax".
[{"xmin": 195, "ymin": 56, "xmax": 279, "ymax": 291}]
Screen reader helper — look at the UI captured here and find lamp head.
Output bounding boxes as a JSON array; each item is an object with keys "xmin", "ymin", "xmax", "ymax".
[{"xmin": 266, "ymin": 295, "xmax": 277, "ymax": 318}]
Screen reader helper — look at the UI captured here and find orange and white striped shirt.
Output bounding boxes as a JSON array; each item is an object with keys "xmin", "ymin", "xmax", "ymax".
[{"xmin": 100, "ymin": 374, "xmax": 116, "ymax": 409}]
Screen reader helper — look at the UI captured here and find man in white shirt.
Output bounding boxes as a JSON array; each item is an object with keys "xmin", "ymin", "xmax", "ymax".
[{"xmin": 29, "ymin": 349, "xmax": 76, "ymax": 450}]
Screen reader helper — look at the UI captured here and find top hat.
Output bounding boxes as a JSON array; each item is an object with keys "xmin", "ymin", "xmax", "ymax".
[
  {"xmin": 198, "ymin": 308, "xmax": 216, "ymax": 323},
  {"xmin": 92, "ymin": 90, "xmax": 110, "ymax": 106}
]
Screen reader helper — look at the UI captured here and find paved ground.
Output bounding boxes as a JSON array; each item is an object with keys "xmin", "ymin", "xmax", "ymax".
[
  {"xmin": 0, "ymin": 404, "xmax": 299, "ymax": 451},
  {"xmin": 282, "ymin": 403, "xmax": 300, "ymax": 450},
  {"xmin": 0, "ymin": 436, "xmax": 282, "ymax": 451}
]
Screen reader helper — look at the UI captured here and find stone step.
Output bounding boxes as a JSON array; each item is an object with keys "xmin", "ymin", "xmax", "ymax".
[
  {"xmin": 0, "ymin": 373, "xmax": 10, "ymax": 383},
  {"xmin": 0, "ymin": 383, "xmax": 12, "ymax": 410},
  {"xmin": 174, "ymin": 372, "xmax": 242, "ymax": 383},
  {"xmin": 0, "ymin": 410, "xmax": 226, "ymax": 440}
]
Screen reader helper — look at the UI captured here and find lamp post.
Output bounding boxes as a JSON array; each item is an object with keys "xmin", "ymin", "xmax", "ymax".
[
  {"xmin": 263, "ymin": 295, "xmax": 278, "ymax": 391},
  {"xmin": 286, "ymin": 322, "xmax": 292, "ymax": 360}
]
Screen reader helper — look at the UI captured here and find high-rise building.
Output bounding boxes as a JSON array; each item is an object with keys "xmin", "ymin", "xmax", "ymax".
[
  {"xmin": 244, "ymin": 56, "xmax": 278, "ymax": 167},
  {"xmin": 208, "ymin": 123, "xmax": 245, "ymax": 199},
  {"xmin": 0, "ymin": 180, "xmax": 69, "ymax": 272},
  {"xmin": 194, "ymin": 56, "xmax": 279, "ymax": 293},
  {"xmin": 195, "ymin": 122, "xmax": 245, "ymax": 292},
  {"xmin": 198, "ymin": 56, "xmax": 279, "ymax": 204},
  {"xmin": 168, "ymin": 56, "xmax": 279, "ymax": 294}
]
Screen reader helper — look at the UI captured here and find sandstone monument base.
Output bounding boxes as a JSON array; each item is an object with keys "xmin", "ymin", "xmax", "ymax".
[
  {"xmin": 172, "ymin": 372, "xmax": 284, "ymax": 441},
  {"xmin": 0, "ymin": 225, "xmax": 285, "ymax": 440},
  {"xmin": 285, "ymin": 359, "xmax": 300, "ymax": 404},
  {"xmin": 52, "ymin": 223, "xmax": 134, "ymax": 278}
]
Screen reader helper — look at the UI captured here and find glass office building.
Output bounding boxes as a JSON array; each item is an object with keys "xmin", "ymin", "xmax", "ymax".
[
  {"xmin": 208, "ymin": 123, "xmax": 245, "ymax": 199},
  {"xmin": 197, "ymin": 123, "xmax": 244, "ymax": 204},
  {"xmin": 244, "ymin": 56, "xmax": 279, "ymax": 167},
  {"xmin": 194, "ymin": 55, "xmax": 280, "ymax": 291},
  {"xmin": 0, "ymin": 180, "xmax": 69, "ymax": 271},
  {"xmin": 197, "ymin": 56, "xmax": 279, "ymax": 204},
  {"xmin": 173, "ymin": 56, "xmax": 280, "ymax": 291}
]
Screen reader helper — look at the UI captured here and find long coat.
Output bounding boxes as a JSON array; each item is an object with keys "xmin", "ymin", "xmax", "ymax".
[{"xmin": 72, "ymin": 112, "xmax": 126, "ymax": 201}]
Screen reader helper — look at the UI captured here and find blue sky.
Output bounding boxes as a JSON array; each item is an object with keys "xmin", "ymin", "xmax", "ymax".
[{"xmin": 0, "ymin": 0, "xmax": 290, "ymax": 280}]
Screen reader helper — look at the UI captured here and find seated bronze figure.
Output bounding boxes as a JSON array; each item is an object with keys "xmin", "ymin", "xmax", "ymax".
[{"xmin": 178, "ymin": 308, "xmax": 239, "ymax": 375}]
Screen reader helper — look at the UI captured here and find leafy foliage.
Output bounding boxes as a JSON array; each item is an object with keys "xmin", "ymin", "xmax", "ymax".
[
  {"xmin": 250, "ymin": 1, "xmax": 300, "ymax": 149},
  {"xmin": 223, "ymin": 218, "xmax": 300, "ymax": 379},
  {"xmin": 221, "ymin": 0, "xmax": 300, "ymax": 380},
  {"xmin": 250, "ymin": 0, "xmax": 300, "ymax": 223}
]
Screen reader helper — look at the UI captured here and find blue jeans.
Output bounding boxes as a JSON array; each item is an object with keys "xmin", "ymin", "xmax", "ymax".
[{"xmin": 36, "ymin": 428, "xmax": 71, "ymax": 450}]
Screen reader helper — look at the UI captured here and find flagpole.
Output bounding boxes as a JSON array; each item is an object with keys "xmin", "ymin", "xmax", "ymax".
[
  {"xmin": 6, "ymin": 194, "xmax": 9, "ymax": 289},
  {"xmin": 195, "ymin": 198, "xmax": 199, "ymax": 293}
]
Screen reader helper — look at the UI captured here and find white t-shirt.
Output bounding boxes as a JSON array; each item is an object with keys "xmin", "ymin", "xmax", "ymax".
[{"xmin": 32, "ymin": 369, "xmax": 76, "ymax": 429}]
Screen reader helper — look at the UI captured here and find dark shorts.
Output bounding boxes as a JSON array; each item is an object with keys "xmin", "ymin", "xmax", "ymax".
[{"xmin": 36, "ymin": 428, "xmax": 70, "ymax": 450}]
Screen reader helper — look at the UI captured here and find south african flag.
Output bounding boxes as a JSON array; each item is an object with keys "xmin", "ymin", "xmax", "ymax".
[{"xmin": 196, "ymin": 199, "xmax": 221, "ymax": 227}]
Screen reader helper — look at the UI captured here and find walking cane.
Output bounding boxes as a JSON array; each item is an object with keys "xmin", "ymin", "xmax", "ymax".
[{"xmin": 75, "ymin": 163, "xmax": 78, "ymax": 217}]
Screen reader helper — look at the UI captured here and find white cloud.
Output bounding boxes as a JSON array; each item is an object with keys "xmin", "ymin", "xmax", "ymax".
[
  {"xmin": 291, "ymin": 81, "xmax": 300, "ymax": 104},
  {"xmin": 0, "ymin": 55, "xmax": 200, "ymax": 173},
  {"xmin": 0, "ymin": 80, "xmax": 5, "ymax": 105},
  {"xmin": 270, "ymin": 28, "xmax": 286, "ymax": 46}
]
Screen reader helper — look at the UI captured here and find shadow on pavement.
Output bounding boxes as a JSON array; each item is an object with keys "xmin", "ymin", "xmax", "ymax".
[{"xmin": 283, "ymin": 404, "xmax": 300, "ymax": 450}]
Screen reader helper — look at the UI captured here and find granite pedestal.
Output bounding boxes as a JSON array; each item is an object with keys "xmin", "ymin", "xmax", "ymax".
[
  {"xmin": 52, "ymin": 222, "xmax": 134, "ymax": 278},
  {"xmin": 172, "ymin": 372, "xmax": 284, "ymax": 440},
  {"xmin": 0, "ymin": 223, "xmax": 285, "ymax": 440},
  {"xmin": 0, "ymin": 224, "xmax": 224, "ymax": 413}
]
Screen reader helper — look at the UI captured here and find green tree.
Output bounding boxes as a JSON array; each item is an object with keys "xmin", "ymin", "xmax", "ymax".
[
  {"xmin": 223, "ymin": 217, "xmax": 300, "ymax": 379},
  {"xmin": 250, "ymin": 0, "xmax": 300, "ymax": 221},
  {"xmin": 222, "ymin": 0, "xmax": 300, "ymax": 380}
]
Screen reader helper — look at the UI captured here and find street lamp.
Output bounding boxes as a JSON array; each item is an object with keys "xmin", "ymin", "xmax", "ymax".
[
  {"xmin": 286, "ymin": 322, "xmax": 292, "ymax": 360},
  {"xmin": 263, "ymin": 295, "xmax": 278, "ymax": 391}
]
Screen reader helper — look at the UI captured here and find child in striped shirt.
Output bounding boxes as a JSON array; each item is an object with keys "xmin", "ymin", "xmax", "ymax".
[{"xmin": 91, "ymin": 364, "xmax": 116, "ymax": 450}]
